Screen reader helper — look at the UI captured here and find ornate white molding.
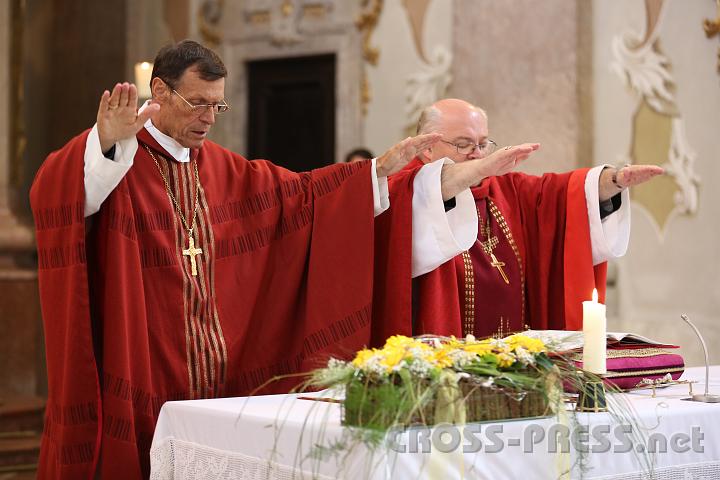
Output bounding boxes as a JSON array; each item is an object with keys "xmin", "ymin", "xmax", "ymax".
[
  {"xmin": 610, "ymin": 2, "xmax": 701, "ymax": 219},
  {"xmin": 238, "ymin": 0, "xmax": 337, "ymax": 46},
  {"xmin": 665, "ymin": 118, "xmax": 700, "ymax": 215},
  {"xmin": 404, "ymin": 45, "xmax": 452, "ymax": 132},
  {"xmin": 611, "ymin": 30, "xmax": 675, "ymax": 114}
]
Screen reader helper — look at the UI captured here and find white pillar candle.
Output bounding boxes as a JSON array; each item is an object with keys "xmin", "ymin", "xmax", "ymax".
[
  {"xmin": 582, "ymin": 288, "xmax": 607, "ymax": 374},
  {"xmin": 134, "ymin": 62, "xmax": 153, "ymax": 99}
]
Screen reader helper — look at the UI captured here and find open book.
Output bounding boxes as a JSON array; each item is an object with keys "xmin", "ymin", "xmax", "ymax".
[{"xmin": 522, "ymin": 330, "xmax": 679, "ymax": 353}]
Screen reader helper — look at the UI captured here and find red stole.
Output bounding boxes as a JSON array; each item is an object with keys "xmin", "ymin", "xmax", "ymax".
[
  {"xmin": 30, "ymin": 129, "xmax": 412, "ymax": 479},
  {"xmin": 405, "ymin": 158, "xmax": 607, "ymax": 338},
  {"xmin": 455, "ymin": 194, "xmax": 525, "ymax": 338}
]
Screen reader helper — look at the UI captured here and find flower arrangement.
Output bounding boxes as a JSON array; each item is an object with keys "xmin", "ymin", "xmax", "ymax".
[
  {"xmin": 310, "ymin": 334, "xmax": 562, "ymax": 430},
  {"xmin": 279, "ymin": 333, "xmax": 654, "ymax": 478}
]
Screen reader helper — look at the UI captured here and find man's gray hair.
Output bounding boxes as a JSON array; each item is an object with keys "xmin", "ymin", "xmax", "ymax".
[
  {"xmin": 416, "ymin": 106, "xmax": 442, "ymax": 135},
  {"xmin": 416, "ymin": 102, "xmax": 488, "ymax": 135}
]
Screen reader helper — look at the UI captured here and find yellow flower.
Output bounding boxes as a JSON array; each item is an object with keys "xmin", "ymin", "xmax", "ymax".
[
  {"xmin": 505, "ymin": 334, "xmax": 546, "ymax": 353},
  {"xmin": 352, "ymin": 348, "xmax": 377, "ymax": 368},
  {"xmin": 496, "ymin": 352, "xmax": 516, "ymax": 368},
  {"xmin": 379, "ymin": 346, "xmax": 407, "ymax": 372},
  {"xmin": 431, "ymin": 347, "xmax": 454, "ymax": 368},
  {"xmin": 463, "ymin": 341, "xmax": 494, "ymax": 356},
  {"xmin": 384, "ymin": 335, "xmax": 416, "ymax": 349}
]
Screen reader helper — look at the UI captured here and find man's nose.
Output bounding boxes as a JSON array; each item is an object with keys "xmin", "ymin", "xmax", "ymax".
[
  {"xmin": 467, "ymin": 145, "xmax": 483, "ymax": 160},
  {"xmin": 199, "ymin": 107, "xmax": 216, "ymax": 125}
]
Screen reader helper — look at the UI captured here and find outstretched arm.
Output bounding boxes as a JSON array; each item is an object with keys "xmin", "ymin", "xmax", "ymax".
[
  {"xmin": 374, "ymin": 134, "xmax": 443, "ymax": 178},
  {"xmin": 439, "ymin": 143, "xmax": 541, "ymax": 201},
  {"xmin": 598, "ymin": 165, "xmax": 664, "ymax": 201}
]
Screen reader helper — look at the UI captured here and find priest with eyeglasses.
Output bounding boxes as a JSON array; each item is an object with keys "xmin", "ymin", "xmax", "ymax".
[{"xmin": 29, "ymin": 40, "xmax": 539, "ymax": 479}]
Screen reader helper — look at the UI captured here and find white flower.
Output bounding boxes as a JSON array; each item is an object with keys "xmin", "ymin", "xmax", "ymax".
[
  {"xmin": 514, "ymin": 347, "xmax": 535, "ymax": 366},
  {"xmin": 327, "ymin": 358, "xmax": 348, "ymax": 369},
  {"xmin": 448, "ymin": 349, "xmax": 476, "ymax": 369}
]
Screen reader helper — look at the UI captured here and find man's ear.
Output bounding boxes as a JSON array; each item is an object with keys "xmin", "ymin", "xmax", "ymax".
[
  {"xmin": 151, "ymin": 77, "xmax": 170, "ymax": 99},
  {"xmin": 419, "ymin": 147, "xmax": 433, "ymax": 164}
]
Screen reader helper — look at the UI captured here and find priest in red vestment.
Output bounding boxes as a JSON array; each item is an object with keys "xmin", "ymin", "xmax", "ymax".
[
  {"xmin": 393, "ymin": 98, "xmax": 664, "ymax": 339},
  {"xmin": 31, "ymin": 42, "xmax": 517, "ymax": 479}
]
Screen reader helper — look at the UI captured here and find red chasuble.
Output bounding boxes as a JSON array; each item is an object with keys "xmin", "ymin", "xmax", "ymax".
[
  {"xmin": 30, "ymin": 129, "xmax": 412, "ymax": 479},
  {"xmin": 401, "ymin": 158, "xmax": 607, "ymax": 339}
]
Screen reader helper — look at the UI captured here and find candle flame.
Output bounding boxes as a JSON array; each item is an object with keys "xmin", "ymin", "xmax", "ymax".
[
  {"xmin": 592, "ymin": 288, "xmax": 598, "ymax": 303},
  {"xmin": 140, "ymin": 61, "xmax": 151, "ymax": 70}
]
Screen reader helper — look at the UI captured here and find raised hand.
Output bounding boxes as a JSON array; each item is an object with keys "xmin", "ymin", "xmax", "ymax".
[
  {"xmin": 470, "ymin": 142, "xmax": 541, "ymax": 184},
  {"xmin": 599, "ymin": 164, "xmax": 665, "ymax": 201},
  {"xmin": 375, "ymin": 133, "xmax": 442, "ymax": 177},
  {"xmin": 97, "ymin": 82, "xmax": 161, "ymax": 152}
]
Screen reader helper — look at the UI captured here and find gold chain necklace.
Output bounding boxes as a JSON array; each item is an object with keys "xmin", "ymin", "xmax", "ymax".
[{"xmin": 144, "ymin": 145, "xmax": 203, "ymax": 276}]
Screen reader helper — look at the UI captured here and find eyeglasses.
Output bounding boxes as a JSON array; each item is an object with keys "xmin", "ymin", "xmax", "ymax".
[
  {"xmin": 441, "ymin": 139, "xmax": 497, "ymax": 156},
  {"xmin": 172, "ymin": 88, "xmax": 230, "ymax": 115}
]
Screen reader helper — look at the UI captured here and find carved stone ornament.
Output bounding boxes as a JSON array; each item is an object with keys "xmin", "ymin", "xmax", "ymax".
[
  {"xmin": 198, "ymin": 0, "xmax": 225, "ymax": 48},
  {"xmin": 239, "ymin": 0, "xmax": 336, "ymax": 46},
  {"xmin": 401, "ymin": 0, "xmax": 452, "ymax": 134},
  {"xmin": 611, "ymin": 0, "xmax": 701, "ymax": 238}
]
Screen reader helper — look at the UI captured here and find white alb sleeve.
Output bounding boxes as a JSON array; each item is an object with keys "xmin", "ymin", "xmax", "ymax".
[
  {"xmin": 84, "ymin": 124, "xmax": 138, "ymax": 216},
  {"xmin": 370, "ymin": 158, "xmax": 390, "ymax": 217},
  {"xmin": 584, "ymin": 165, "xmax": 631, "ymax": 265},
  {"xmin": 411, "ymin": 158, "xmax": 478, "ymax": 277}
]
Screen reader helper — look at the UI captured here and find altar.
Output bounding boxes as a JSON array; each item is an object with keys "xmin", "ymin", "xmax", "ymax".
[{"xmin": 150, "ymin": 366, "xmax": 720, "ymax": 479}]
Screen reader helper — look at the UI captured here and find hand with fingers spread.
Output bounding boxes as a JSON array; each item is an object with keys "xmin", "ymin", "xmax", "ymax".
[
  {"xmin": 375, "ymin": 133, "xmax": 443, "ymax": 177},
  {"xmin": 471, "ymin": 142, "xmax": 541, "ymax": 184},
  {"xmin": 97, "ymin": 82, "xmax": 161, "ymax": 152}
]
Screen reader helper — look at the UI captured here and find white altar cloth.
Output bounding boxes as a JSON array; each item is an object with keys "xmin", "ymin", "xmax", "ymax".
[{"xmin": 150, "ymin": 366, "xmax": 720, "ymax": 479}]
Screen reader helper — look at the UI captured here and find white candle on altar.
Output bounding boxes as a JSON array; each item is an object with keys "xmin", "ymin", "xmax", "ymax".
[
  {"xmin": 134, "ymin": 62, "xmax": 153, "ymax": 99},
  {"xmin": 582, "ymin": 288, "xmax": 607, "ymax": 374}
]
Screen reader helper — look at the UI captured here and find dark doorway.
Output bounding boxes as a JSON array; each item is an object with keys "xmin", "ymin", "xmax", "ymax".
[{"xmin": 247, "ymin": 54, "xmax": 336, "ymax": 171}]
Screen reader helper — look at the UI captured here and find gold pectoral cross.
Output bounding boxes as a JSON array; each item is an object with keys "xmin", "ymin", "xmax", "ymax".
[
  {"xmin": 182, "ymin": 235, "xmax": 203, "ymax": 276},
  {"xmin": 489, "ymin": 252, "xmax": 510, "ymax": 285},
  {"xmin": 479, "ymin": 214, "xmax": 510, "ymax": 285}
]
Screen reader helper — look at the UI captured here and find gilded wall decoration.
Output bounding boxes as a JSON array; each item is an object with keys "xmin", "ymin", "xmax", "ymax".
[
  {"xmin": 703, "ymin": 0, "xmax": 720, "ymax": 73},
  {"xmin": 611, "ymin": 0, "xmax": 700, "ymax": 238},
  {"xmin": 356, "ymin": 0, "xmax": 384, "ymax": 114}
]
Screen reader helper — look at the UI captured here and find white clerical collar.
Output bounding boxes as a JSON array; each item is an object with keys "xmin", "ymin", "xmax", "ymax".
[{"xmin": 140, "ymin": 101, "xmax": 190, "ymax": 163}]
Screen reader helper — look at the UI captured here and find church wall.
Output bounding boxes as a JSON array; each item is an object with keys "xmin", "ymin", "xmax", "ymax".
[
  {"xmin": 449, "ymin": 0, "xmax": 593, "ymax": 176},
  {"xmin": 593, "ymin": 0, "xmax": 720, "ymax": 367},
  {"xmin": 362, "ymin": 0, "xmax": 453, "ymax": 154},
  {"xmin": 210, "ymin": 1, "xmax": 364, "ymax": 163}
]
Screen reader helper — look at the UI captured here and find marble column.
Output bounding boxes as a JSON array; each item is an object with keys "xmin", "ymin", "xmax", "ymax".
[{"xmin": 0, "ymin": 0, "xmax": 44, "ymax": 398}]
